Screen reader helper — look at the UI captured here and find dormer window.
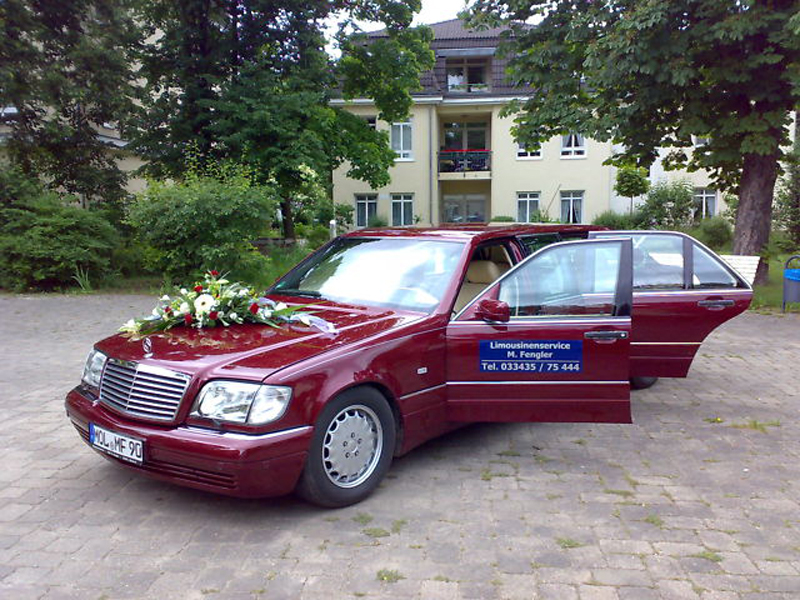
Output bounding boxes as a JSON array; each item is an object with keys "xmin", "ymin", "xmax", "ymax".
[{"xmin": 446, "ymin": 58, "xmax": 490, "ymax": 93}]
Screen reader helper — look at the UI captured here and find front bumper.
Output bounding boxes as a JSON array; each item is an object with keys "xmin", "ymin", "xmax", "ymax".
[{"xmin": 65, "ymin": 388, "xmax": 312, "ymax": 498}]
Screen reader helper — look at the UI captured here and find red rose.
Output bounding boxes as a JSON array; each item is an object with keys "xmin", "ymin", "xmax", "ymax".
[
  {"xmin": 249, "ymin": 303, "xmax": 259, "ymax": 314},
  {"xmin": 184, "ymin": 314, "xmax": 193, "ymax": 325},
  {"xmin": 165, "ymin": 307, "xmax": 172, "ymax": 314},
  {"xmin": 194, "ymin": 285, "xmax": 203, "ymax": 292},
  {"xmin": 210, "ymin": 270, "xmax": 219, "ymax": 277},
  {"xmin": 209, "ymin": 311, "xmax": 218, "ymax": 320}
]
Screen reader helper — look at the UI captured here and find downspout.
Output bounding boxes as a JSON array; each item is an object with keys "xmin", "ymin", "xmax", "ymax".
[{"xmin": 428, "ymin": 107, "xmax": 434, "ymax": 225}]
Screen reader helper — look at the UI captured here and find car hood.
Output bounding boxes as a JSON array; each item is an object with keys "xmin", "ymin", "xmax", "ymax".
[{"xmin": 95, "ymin": 300, "xmax": 419, "ymax": 381}]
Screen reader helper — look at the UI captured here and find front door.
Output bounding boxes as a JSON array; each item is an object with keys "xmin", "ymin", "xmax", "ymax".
[
  {"xmin": 446, "ymin": 239, "xmax": 633, "ymax": 423},
  {"xmin": 588, "ymin": 231, "xmax": 752, "ymax": 378}
]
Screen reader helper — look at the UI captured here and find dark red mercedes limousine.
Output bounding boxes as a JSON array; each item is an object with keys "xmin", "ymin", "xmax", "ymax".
[{"xmin": 66, "ymin": 225, "xmax": 752, "ymax": 506}]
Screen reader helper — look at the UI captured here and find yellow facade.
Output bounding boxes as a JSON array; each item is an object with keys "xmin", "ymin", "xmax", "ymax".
[{"xmin": 332, "ymin": 97, "xmax": 726, "ymax": 227}]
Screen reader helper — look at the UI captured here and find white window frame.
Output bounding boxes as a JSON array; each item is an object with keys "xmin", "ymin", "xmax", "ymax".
[
  {"xmin": 693, "ymin": 188, "xmax": 717, "ymax": 219},
  {"xmin": 561, "ymin": 133, "xmax": 586, "ymax": 158},
  {"xmin": 390, "ymin": 193, "xmax": 414, "ymax": 226},
  {"xmin": 364, "ymin": 116, "xmax": 377, "ymax": 129},
  {"xmin": 517, "ymin": 192, "xmax": 541, "ymax": 222},
  {"xmin": 355, "ymin": 193, "xmax": 378, "ymax": 228},
  {"xmin": 445, "ymin": 58, "xmax": 491, "ymax": 93},
  {"xmin": 560, "ymin": 190, "xmax": 584, "ymax": 223},
  {"xmin": 516, "ymin": 141, "xmax": 542, "ymax": 160},
  {"xmin": 391, "ymin": 121, "xmax": 413, "ymax": 161}
]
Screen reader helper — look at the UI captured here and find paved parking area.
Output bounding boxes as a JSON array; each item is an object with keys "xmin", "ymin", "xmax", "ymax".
[{"xmin": 1, "ymin": 293, "xmax": 799, "ymax": 600}]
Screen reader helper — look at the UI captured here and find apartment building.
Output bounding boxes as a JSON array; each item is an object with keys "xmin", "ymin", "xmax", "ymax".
[{"xmin": 331, "ymin": 19, "xmax": 721, "ymax": 227}]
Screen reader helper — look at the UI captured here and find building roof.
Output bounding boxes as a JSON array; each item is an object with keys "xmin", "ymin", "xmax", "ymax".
[{"xmin": 367, "ymin": 18, "xmax": 510, "ymax": 41}]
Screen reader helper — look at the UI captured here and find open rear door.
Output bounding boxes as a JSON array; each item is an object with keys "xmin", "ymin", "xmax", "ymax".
[
  {"xmin": 446, "ymin": 238, "xmax": 633, "ymax": 423},
  {"xmin": 588, "ymin": 231, "xmax": 752, "ymax": 378}
]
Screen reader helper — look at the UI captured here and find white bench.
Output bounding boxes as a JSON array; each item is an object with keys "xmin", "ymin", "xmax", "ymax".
[{"xmin": 720, "ymin": 254, "xmax": 760, "ymax": 285}]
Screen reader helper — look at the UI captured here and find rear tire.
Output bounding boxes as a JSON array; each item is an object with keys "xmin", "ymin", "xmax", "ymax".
[
  {"xmin": 296, "ymin": 387, "xmax": 395, "ymax": 508},
  {"xmin": 630, "ymin": 376, "xmax": 658, "ymax": 390}
]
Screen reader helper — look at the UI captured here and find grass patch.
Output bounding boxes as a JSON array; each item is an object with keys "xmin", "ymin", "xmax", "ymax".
[
  {"xmin": 391, "ymin": 519, "xmax": 408, "ymax": 534},
  {"xmin": 690, "ymin": 550, "xmax": 723, "ymax": 563},
  {"xmin": 604, "ymin": 488, "xmax": 635, "ymax": 498},
  {"xmin": 556, "ymin": 537, "xmax": 583, "ymax": 549},
  {"xmin": 376, "ymin": 569, "xmax": 404, "ymax": 583},
  {"xmin": 433, "ymin": 575, "xmax": 453, "ymax": 582},
  {"xmin": 363, "ymin": 527, "xmax": 390, "ymax": 538},
  {"xmin": 573, "ymin": 438, "xmax": 587, "ymax": 445},
  {"xmin": 704, "ymin": 417, "xmax": 724, "ymax": 424},
  {"xmin": 497, "ymin": 449, "xmax": 521, "ymax": 457},
  {"xmin": 352, "ymin": 513, "xmax": 373, "ymax": 525},
  {"xmin": 730, "ymin": 419, "xmax": 781, "ymax": 433},
  {"xmin": 643, "ymin": 514, "xmax": 664, "ymax": 528},
  {"xmin": 751, "ymin": 252, "xmax": 799, "ymax": 311}
]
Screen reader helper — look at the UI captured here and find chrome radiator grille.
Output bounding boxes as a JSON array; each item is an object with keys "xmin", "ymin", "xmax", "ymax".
[{"xmin": 99, "ymin": 359, "xmax": 190, "ymax": 421}]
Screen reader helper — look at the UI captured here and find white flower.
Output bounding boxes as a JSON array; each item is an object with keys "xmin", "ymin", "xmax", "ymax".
[
  {"xmin": 260, "ymin": 308, "xmax": 273, "ymax": 319},
  {"xmin": 275, "ymin": 302, "xmax": 288, "ymax": 311},
  {"xmin": 297, "ymin": 314, "xmax": 312, "ymax": 326},
  {"xmin": 194, "ymin": 294, "xmax": 216, "ymax": 315},
  {"xmin": 179, "ymin": 302, "xmax": 190, "ymax": 314},
  {"xmin": 180, "ymin": 288, "xmax": 188, "ymax": 295},
  {"xmin": 120, "ymin": 319, "xmax": 140, "ymax": 334},
  {"xmin": 229, "ymin": 312, "xmax": 238, "ymax": 321},
  {"xmin": 160, "ymin": 295, "xmax": 171, "ymax": 302}
]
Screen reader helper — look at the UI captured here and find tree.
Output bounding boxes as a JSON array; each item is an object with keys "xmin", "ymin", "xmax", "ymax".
[
  {"xmin": 0, "ymin": 0, "xmax": 142, "ymax": 204},
  {"xmin": 614, "ymin": 166, "xmax": 650, "ymax": 215},
  {"xmin": 466, "ymin": 0, "xmax": 800, "ymax": 284},
  {"xmin": 776, "ymin": 112, "xmax": 800, "ymax": 248},
  {"xmin": 134, "ymin": 0, "xmax": 434, "ymax": 238}
]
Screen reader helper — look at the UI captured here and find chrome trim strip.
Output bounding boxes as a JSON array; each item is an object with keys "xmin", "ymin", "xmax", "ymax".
[
  {"xmin": 180, "ymin": 425, "xmax": 313, "ymax": 441},
  {"xmin": 448, "ymin": 317, "xmax": 630, "ymax": 326},
  {"xmin": 399, "ymin": 383, "xmax": 447, "ymax": 400},
  {"xmin": 634, "ymin": 289, "xmax": 752, "ymax": 297},
  {"xmin": 447, "ymin": 380, "xmax": 628, "ymax": 386}
]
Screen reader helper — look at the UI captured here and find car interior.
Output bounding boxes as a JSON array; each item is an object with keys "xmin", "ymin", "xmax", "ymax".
[{"xmin": 452, "ymin": 242, "xmax": 515, "ymax": 313}]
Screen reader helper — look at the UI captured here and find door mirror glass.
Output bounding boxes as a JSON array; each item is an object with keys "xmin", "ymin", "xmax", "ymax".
[
  {"xmin": 475, "ymin": 298, "xmax": 510, "ymax": 322},
  {"xmin": 498, "ymin": 241, "xmax": 621, "ymax": 317}
]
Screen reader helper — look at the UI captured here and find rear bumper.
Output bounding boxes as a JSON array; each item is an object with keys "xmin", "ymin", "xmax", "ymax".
[{"xmin": 65, "ymin": 388, "xmax": 312, "ymax": 498}]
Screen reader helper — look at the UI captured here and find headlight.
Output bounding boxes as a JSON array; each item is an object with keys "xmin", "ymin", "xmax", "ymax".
[
  {"xmin": 82, "ymin": 349, "xmax": 107, "ymax": 390},
  {"xmin": 192, "ymin": 381, "xmax": 292, "ymax": 425}
]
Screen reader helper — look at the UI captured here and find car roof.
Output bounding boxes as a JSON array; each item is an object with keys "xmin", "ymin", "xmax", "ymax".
[{"xmin": 341, "ymin": 224, "xmax": 607, "ymax": 243}]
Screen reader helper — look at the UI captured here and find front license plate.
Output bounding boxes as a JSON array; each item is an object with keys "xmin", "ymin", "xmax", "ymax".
[{"xmin": 89, "ymin": 423, "xmax": 144, "ymax": 465}]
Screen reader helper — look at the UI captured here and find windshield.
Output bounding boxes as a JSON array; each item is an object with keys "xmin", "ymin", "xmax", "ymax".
[{"xmin": 271, "ymin": 238, "xmax": 465, "ymax": 312}]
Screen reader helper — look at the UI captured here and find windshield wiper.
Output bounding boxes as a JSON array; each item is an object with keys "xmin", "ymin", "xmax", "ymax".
[{"xmin": 273, "ymin": 288, "xmax": 323, "ymax": 298}]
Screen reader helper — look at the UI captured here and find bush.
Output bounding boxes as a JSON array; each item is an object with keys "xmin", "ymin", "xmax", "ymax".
[
  {"xmin": 592, "ymin": 210, "xmax": 641, "ymax": 230},
  {"xmin": 490, "ymin": 215, "xmax": 515, "ymax": 222},
  {"xmin": 638, "ymin": 180, "xmax": 695, "ymax": 229},
  {"xmin": 127, "ymin": 171, "xmax": 276, "ymax": 280},
  {"xmin": 367, "ymin": 215, "xmax": 388, "ymax": 227},
  {"xmin": 295, "ymin": 223, "xmax": 331, "ymax": 250},
  {"xmin": 0, "ymin": 171, "xmax": 118, "ymax": 290},
  {"xmin": 692, "ymin": 216, "xmax": 732, "ymax": 250}
]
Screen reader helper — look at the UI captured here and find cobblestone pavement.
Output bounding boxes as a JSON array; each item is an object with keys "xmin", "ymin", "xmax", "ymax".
[{"xmin": 1, "ymin": 294, "xmax": 799, "ymax": 600}]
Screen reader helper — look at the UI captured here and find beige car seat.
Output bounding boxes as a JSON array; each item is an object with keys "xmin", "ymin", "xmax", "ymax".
[{"xmin": 453, "ymin": 260, "xmax": 502, "ymax": 313}]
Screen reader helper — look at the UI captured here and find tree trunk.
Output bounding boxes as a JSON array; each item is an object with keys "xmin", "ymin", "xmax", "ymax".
[
  {"xmin": 733, "ymin": 152, "xmax": 779, "ymax": 286},
  {"xmin": 281, "ymin": 198, "xmax": 295, "ymax": 240}
]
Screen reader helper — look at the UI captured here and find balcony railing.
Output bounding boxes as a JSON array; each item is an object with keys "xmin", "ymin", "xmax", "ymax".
[{"xmin": 438, "ymin": 150, "xmax": 492, "ymax": 173}]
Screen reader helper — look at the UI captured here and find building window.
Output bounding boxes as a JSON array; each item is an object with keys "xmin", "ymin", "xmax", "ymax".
[
  {"xmin": 517, "ymin": 192, "xmax": 541, "ymax": 222},
  {"xmin": 561, "ymin": 133, "xmax": 586, "ymax": 157},
  {"xmin": 443, "ymin": 122, "xmax": 488, "ymax": 150},
  {"xmin": 363, "ymin": 116, "xmax": 377, "ymax": 129},
  {"xmin": 355, "ymin": 193, "xmax": 378, "ymax": 228},
  {"xmin": 693, "ymin": 136, "xmax": 710, "ymax": 147},
  {"xmin": 694, "ymin": 188, "xmax": 717, "ymax": 219},
  {"xmin": 391, "ymin": 121, "xmax": 412, "ymax": 160},
  {"xmin": 560, "ymin": 191, "xmax": 583, "ymax": 223},
  {"xmin": 517, "ymin": 141, "xmax": 541, "ymax": 159},
  {"xmin": 391, "ymin": 193, "xmax": 414, "ymax": 226},
  {"xmin": 446, "ymin": 58, "xmax": 490, "ymax": 93}
]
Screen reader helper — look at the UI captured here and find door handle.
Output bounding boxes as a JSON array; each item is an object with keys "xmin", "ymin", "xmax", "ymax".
[
  {"xmin": 697, "ymin": 299, "xmax": 735, "ymax": 310},
  {"xmin": 584, "ymin": 330, "xmax": 629, "ymax": 340}
]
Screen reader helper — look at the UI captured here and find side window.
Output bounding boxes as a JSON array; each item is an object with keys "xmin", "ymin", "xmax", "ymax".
[
  {"xmin": 593, "ymin": 233, "xmax": 683, "ymax": 290},
  {"xmin": 693, "ymin": 244, "xmax": 738, "ymax": 288},
  {"xmin": 519, "ymin": 233, "xmax": 562, "ymax": 254},
  {"xmin": 498, "ymin": 242, "xmax": 621, "ymax": 317}
]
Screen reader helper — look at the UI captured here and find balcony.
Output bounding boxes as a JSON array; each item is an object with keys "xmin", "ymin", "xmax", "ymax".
[{"xmin": 438, "ymin": 150, "xmax": 492, "ymax": 180}]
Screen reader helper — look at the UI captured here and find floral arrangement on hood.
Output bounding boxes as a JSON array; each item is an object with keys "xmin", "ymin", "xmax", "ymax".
[{"xmin": 120, "ymin": 271, "xmax": 332, "ymax": 335}]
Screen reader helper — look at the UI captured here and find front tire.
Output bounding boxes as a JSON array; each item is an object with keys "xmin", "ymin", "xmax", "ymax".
[{"xmin": 296, "ymin": 387, "xmax": 396, "ymax": 508}]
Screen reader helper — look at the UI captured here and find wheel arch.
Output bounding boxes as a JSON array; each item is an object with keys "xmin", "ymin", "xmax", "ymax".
[{"xmin": 329, "ymin": 381, "xmax": 405, "ymax": 457}]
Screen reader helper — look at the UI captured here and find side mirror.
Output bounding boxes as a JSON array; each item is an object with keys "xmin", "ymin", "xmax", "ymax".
[{"xmin": 475, "ymin": 298, "xmax": 510, "ymax": 323}]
